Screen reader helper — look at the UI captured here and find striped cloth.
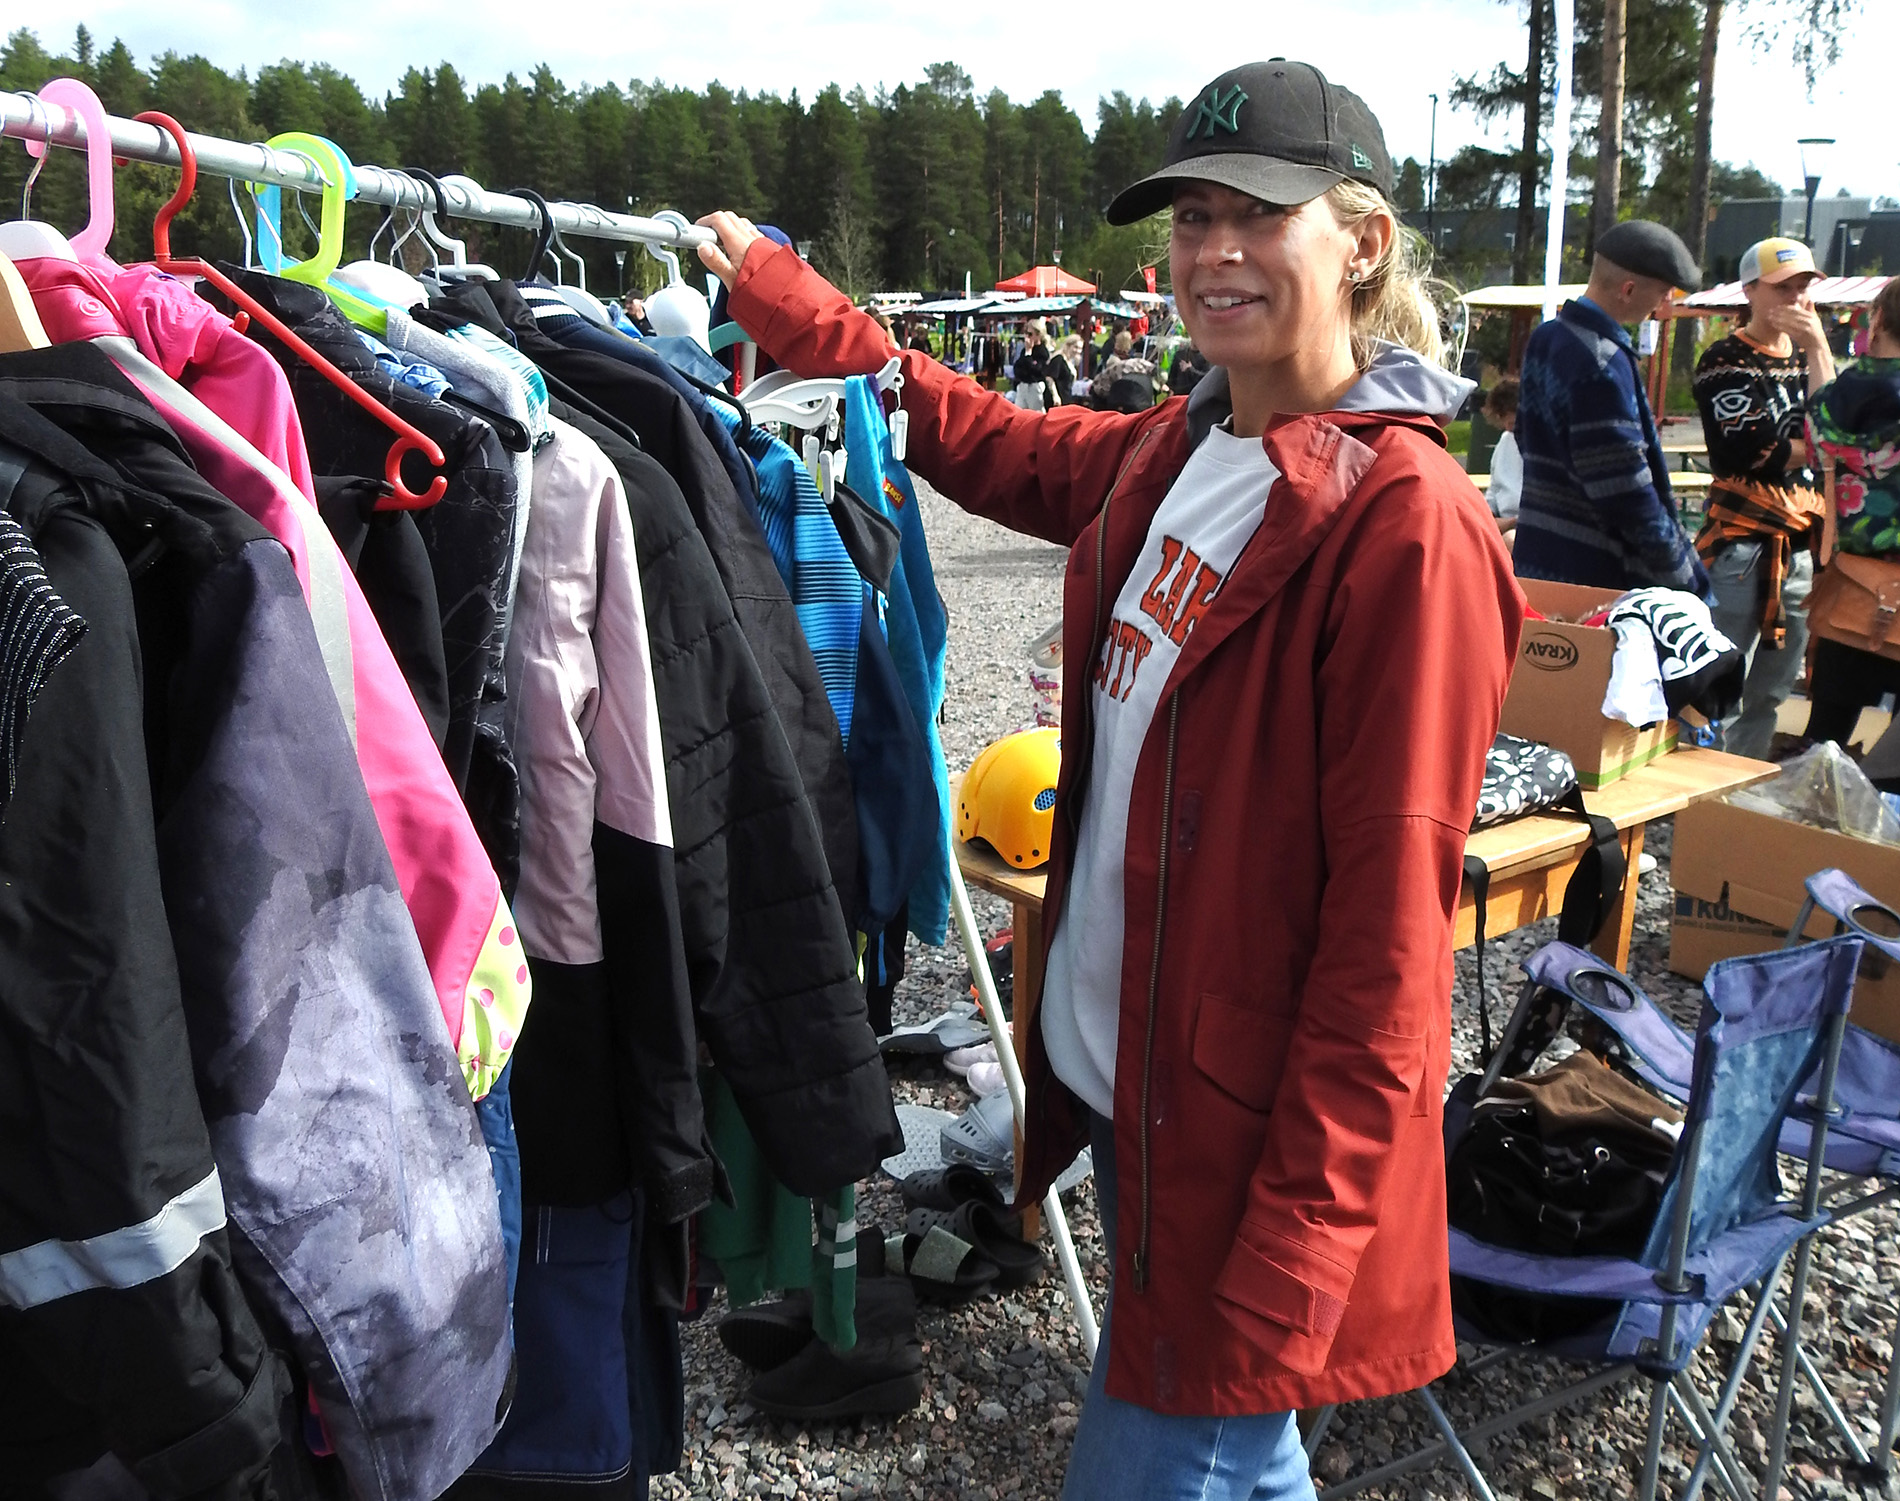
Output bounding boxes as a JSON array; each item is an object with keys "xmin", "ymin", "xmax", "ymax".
[
  {"xmin": 709, "ymin": 404, "xmax": 864, "ymax": 748},
  {"xmin": 0, "ymin": 505, "xmax": 87, "ymax": 822}
]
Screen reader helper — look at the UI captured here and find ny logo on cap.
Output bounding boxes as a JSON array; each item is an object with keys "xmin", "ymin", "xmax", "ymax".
[{"xmin": 1189, "ymin": 85, "xmax": 1248, "ymax": 139}]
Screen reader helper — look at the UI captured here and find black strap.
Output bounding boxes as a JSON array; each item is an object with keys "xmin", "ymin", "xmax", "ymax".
[
  {"xmin": 1552, "ymin": 785, "xmax": 1629, "ymax": 951},
  {"xmin": 1465, "ymin": 785, "xmax": 1629, "ymax": 1065},
  {"xmin": 1464, "ymin": 853, "xmax": 1494, "ymax": 1059}
]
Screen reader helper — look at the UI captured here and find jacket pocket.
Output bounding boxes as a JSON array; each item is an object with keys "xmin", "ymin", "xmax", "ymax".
[{"xmin": 1190, "ymin": 994, "xmax": 1294, "ymax": 1114}]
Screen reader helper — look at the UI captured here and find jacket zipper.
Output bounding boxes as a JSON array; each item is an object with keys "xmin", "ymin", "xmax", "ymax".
[{"xmin": 1132, "ymin": 693, "xmax": 1180, "ymax": 1293}]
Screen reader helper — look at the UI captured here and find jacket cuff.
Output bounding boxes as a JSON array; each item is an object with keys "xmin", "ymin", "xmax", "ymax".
[{"xmin": 1212, "ymin": 1224, "xmax": 1351, "ymax": 1375}]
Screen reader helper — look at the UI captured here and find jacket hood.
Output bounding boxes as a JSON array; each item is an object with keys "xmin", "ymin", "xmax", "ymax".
[
  {"xmin": 1821, "ymin": 357, "xmax": 1900, "ymax": 439},
  {"xmin": 1185, "ymin": 342, "xmax": 1474, "ymax": 450}
]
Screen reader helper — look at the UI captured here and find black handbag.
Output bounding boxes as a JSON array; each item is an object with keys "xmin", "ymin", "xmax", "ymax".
[{"xmin": 1446, "ymin": 1052, "xmax": 1682, "ymax": 1342}]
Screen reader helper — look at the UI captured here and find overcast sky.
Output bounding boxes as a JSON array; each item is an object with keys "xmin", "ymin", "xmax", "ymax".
[{"xmin": 22, "ymin": 0, "xmax": 1895, "ymax": 203}]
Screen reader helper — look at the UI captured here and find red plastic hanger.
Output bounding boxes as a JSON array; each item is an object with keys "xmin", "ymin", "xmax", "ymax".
[{"xmin": 133, "ymin": 111, "xmax": 447, "ymax": 510}]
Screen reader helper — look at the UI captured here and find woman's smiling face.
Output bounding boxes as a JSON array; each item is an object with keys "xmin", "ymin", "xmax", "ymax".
[{"xmin": 1169, "ymin": 181, "xmax": 1361, "ymax": 379}]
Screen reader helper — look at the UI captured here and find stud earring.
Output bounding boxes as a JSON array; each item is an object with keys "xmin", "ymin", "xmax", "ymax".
[{"xmin": 1347, "ymin": 269, "xmax": 1364, "ymax": 282}]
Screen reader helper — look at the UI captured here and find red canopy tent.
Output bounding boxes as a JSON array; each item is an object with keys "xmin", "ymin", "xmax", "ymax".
[{"xmin": 995, "ymin": 265, "xmax": 1096, "ymax": 296}]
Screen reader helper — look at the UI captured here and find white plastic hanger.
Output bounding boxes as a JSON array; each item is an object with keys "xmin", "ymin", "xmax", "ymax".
[
  {"xmin": 546, "ymin": 204, "xmax": 614, "ymax": 328},
  {"xmin": 424, "ymin": 174, "xmax": 500, "ymax": 283},
  {"xmin": 746, "ymin": 379, "xmax": 847, "ymax": 433},
  {"xmin": 644, "ymin": 210, "xmax": 712, "ymax": 350},
  {"xmin": 337, "ymin": 178, "xmax": 430, "ymax": 312}
]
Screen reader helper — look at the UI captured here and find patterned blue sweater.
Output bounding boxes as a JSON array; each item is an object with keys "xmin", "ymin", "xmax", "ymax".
[{"xmin": 1513, "ymin": 297, "xmax": 1710, "ymax": 597}]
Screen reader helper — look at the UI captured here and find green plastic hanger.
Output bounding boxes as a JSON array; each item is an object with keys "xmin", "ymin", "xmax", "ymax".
[{"xmin": 262, "ymin": 131, "xmax": 389, "ymax": 335}]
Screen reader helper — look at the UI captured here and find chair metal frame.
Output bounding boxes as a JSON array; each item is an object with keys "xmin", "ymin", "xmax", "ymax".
[{"xmin": 1308, "ymin": 934, "xmax": 1863, "ymax": 1501}]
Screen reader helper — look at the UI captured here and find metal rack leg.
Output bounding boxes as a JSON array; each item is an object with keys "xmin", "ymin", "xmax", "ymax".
[{"xmin": 949, "ymin": 858, "xmax": 1099, "ymax": 1359}]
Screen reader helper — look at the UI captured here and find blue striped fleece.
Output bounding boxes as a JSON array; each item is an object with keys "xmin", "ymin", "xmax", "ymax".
[{"xmin": 710, "ymin": 404, "xmax": 863, "ymax": 746}]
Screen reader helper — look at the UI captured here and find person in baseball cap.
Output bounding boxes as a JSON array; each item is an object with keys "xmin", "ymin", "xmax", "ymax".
[
  {"xmin": 1685, "ymin": 233, "xmax": 1834, "ymax": 757},
  {"xmin": 693, "ymin": 65, "xmax": 1518, "ymax": 1500}
]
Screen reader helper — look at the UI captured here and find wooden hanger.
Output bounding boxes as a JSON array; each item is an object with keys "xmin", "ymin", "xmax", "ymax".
[{"xmin": 0, "ymin": 253, "xmax": 52, "ymax": 353}]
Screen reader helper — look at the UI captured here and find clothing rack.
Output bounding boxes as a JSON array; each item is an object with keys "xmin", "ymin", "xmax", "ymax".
[
  {"xmin": 0, "ymin": 88, "xmax": 716, "ymax": 251},
  {"xmin": 4, "ymin": 76, "xmax": 1107, "ymax": 1361}
]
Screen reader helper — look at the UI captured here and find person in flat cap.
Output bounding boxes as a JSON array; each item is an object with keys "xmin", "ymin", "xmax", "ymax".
[
  {"xmin": 696, "ymin": 59, "xmax": 1520, "ymax": 1500},
  {"xmin": 1513, "ymin": 219, "xmax": 1711, "ymax": 595}
]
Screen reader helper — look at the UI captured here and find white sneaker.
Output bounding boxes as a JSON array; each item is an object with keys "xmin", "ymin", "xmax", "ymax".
[
  {"xmin": 945, "ymin": 1040, "xmax": 999, "ymax": 1077},
  {"xmin": 967, "ymin": 1059, "xmax": 1009, "ymax": 1098},
  {"xmin": 1637, "ymin": 852, "xmax": 1658, "ymax": 876}
]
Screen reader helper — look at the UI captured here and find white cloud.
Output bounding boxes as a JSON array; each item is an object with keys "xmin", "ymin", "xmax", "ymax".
[{"xmin": 20, "ymin": 0, "xmax": 1897, "ymax": 201}]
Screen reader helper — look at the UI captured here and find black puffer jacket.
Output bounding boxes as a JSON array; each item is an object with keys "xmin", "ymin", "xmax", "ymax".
[{"xmin": 554, "ymin": 396, "xmax": 900, "ymax": 1193}]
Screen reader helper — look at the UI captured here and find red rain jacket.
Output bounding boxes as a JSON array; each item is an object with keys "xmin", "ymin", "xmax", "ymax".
[{"xmin": 732, "ymin": 244, "xmax": 1525, "ymax": 1415}]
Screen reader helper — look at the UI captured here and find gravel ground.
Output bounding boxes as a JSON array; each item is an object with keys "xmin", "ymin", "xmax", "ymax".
[{"xmin": 652, "ymin": 479, "xmax": 1900, "ymax": 1501}]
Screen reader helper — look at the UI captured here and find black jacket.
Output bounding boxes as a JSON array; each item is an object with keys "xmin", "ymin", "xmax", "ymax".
[
  {"xmin": 214, "ymin": 269, "xmax": 524, "ymax": 889},
  {"xmin": 0, "ymin": 346, "xmax": 513, "ymax": 1501},
  {"xmin": 546, "ymin": 396, "xmax": 900, "ymax": 1194},
  {"xmin": 0, "ymin": 359, "xmax": 289, "ymax": 1501}
]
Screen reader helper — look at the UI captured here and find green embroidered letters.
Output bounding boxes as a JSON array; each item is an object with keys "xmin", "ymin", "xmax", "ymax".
[{"xmin": 1190, "ymin": 85, "xmax": 1248, "ymax": 139}]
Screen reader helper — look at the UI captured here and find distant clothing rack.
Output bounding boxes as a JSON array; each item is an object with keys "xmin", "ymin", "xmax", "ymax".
[{"xmin": 1, "ymin": 88, "xmax": 716, "ymax": 251}]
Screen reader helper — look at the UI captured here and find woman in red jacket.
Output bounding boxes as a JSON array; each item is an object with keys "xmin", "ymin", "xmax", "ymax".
[{"xmin": 701, "ymin": 59, "xmax": 1523, "ymax": 1501}]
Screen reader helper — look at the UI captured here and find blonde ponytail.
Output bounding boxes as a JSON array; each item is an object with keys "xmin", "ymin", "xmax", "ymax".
[{"xmin": 1325, "ymin": 180, "xmax": 1453, "ymax": 372}]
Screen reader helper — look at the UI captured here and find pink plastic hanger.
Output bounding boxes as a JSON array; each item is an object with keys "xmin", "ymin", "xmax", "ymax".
[{"xmin": 19, "ymin": 78, "xmax": 115, "ymax": 257}]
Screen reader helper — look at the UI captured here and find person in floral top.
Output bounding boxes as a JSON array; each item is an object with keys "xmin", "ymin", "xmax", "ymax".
[{"xmin": 1805, "ymin": 278, "xmax": 1900, "ymax": 748}]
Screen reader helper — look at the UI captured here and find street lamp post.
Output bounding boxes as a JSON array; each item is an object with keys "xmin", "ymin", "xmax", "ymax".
[
  {"xmin": 1797, "ymin": 136, "xmax": 1835, "ymax": 246},
  {"xmin": 1427, "ymin": 92, "xmax": 1439, "ymax": 248}
]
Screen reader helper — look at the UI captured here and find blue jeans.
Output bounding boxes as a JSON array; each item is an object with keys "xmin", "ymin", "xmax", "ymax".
[
  {"xmin": 1706, "ymin": 540, "xmax": 1812, "ymax": 761},
  {"xmin": 1062, "ymin": 1115, "xmax": 1318, "ymax": 1501},
  {"xmin": 475, "ymin": 1059, "xmax": 522, "ymax": 1308}
]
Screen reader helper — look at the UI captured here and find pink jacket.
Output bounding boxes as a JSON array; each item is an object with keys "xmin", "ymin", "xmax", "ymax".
[{"xmin": 20, "ymin": 255, "xmax": 528, "ymax": 1098}]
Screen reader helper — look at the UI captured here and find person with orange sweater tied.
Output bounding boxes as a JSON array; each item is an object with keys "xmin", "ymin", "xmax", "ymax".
[
  {"xmin": 1692, "ymin": 237, "xmax": 1836, "ymax": 758},
  {"xmin": 697, "ymin": 59, "xmax": 1522, "ymax": 1500}
]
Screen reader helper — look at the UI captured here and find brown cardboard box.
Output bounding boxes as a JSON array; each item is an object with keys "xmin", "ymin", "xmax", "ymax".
[
  {"xmin": 1500, "ymin": 579, "xmax": 1678, "ymax": 789},
  {"xmin": 1669, "ymin": 796, "xmax": 1900, "ymax": 1044}
]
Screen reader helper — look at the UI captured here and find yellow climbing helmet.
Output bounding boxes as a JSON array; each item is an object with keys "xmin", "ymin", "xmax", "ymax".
[{"xmin": 957, "ymin": 728, "xmax": 1061, "ymax": 869}]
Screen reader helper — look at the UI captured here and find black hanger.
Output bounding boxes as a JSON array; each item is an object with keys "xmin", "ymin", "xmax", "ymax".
[
  {"xmin": 439, "ymin": 390, "xmax": 531, "ymax": 453},
  {"xmin": 510, "ymin": 188, "xmax": 557, "ymax": 284},
  {"xmin": 406, "ymin": 166, "xmax": 450, "ymax": 222}
]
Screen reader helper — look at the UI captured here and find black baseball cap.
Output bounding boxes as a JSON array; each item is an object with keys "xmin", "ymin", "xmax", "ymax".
[{"xmin": 1106, "ymin": 61, "xmax": 1395, "ymax": 225}]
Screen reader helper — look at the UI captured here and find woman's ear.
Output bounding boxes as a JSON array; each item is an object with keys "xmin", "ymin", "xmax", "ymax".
[{"xmin": 1351, "ymin": 208, "xmax": 1395, "ymax": 282}]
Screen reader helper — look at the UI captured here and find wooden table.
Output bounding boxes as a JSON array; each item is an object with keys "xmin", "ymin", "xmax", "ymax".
[
  {"xmin": 955, "ymin": 747, "xmax": 1777, "ymax": 1218},
  {"xmin": 1468, "ymin": 470, "xmax": 1713, "ymax": 492}
]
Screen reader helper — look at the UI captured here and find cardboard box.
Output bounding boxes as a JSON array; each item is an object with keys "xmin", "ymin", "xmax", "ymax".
[
  {"xmin": 1670, "ymin": 796, "xmax": 1900, "ymax": 1044},
  {"xmin": 1500, "ymin": 579, "xmax": 1678, "ymax": 789}
]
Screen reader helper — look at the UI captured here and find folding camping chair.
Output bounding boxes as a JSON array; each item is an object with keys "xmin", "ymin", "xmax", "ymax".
[
  {"xmin": 1543, "ymin": 870, "xmax": 1900, "ymax": 1495},
  {"xmin": 1308, "ymin": 934, "xmax": 1863, "ymax": 1501}
]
